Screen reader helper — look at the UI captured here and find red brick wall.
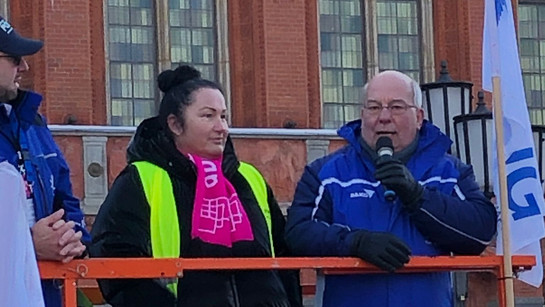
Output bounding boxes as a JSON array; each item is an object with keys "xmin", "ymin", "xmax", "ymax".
[
  {"xmin": 229, "ymin": 0, "xmax": 320, "ymax": 129},
  {"xmin": 90, "ymin": 0, "xmax": 107, "ymax": 124},
  {"xmin": 107, "ymin": 137, "xmax": 131, "ymax": 186},
  {"xmin": 42, "ymin": 0, "xmax": 93, "ymax": 125},
  {"xmin": 10, "ymin": 0, "xmax": 95, "ymax": 125},
  {"xmin": 233, "ymin": 138, "xmax": 307, "ymax": 203},
  {"xmin": 9, "ymin": 0, "xmax": 44, "ymax": 94},
  {"xmin": 228, "ymin": 0, "xmax": 264, "ymax": 127},
  {"xmin": 433, "ymin": 0, "xmax": 486, "ymax": 106},
  {"xmin": 53, "ymin": 136, "xmax": 84, "ymax": 199}
]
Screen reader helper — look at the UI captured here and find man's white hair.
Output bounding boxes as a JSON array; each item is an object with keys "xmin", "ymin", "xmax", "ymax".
[{"xmin": 362, "ymin": 71, "xmax": 422, "ymax": 108}]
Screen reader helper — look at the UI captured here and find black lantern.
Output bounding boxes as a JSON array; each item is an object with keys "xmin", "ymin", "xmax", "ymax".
[
  {"xmin": 532, "ymin": 125, "xmax": 545, "ymax": 183},
  {"xmin": 453, "ymin": 91, "xmax": 494, "ymax": 198},
  {"xmin": 421, "ymin": 61, "xmax": 473, "ymax": 154}
]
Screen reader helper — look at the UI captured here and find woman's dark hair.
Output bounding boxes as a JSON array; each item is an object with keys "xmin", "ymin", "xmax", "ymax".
[{"xmin": 157, "ymin": 65, "xmax": 223, "ymax": 133}]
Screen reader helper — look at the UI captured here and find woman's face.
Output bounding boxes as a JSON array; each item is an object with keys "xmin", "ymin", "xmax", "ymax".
[{"xmin": 169, "ymin": 88, "xmax": 228, "ymax": 159}]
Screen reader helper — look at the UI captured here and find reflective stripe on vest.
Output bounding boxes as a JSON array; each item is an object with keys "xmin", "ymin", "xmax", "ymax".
[
  {"xmin": 132, "ymin": 160, "xmax": 273, "ymax": 297},
  {"xmin": 132, "ymin": 161, "xmax": 180, "ymax": 296},
  {"xmin": 236, "ymin": 162, "xmax": 274, "ymax": 258}
]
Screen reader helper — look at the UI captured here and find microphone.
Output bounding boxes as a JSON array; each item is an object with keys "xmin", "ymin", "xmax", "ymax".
[{"xmin": 375, "ymin": 136, "xmax": 396, "ymax": 201}]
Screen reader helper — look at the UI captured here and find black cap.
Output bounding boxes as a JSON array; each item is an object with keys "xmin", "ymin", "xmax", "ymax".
[{"xmin": 0, "ymin": 16, "xmax": 43, "ymax": 56}]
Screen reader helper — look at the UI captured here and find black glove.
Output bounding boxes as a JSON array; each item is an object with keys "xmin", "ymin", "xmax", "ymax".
[
  {"xmin": 350, "ymin": 230, "xmax": 411, "ymax": 272},
  {"xmin": 374, "ymin": 157, "xmax": 424, "ymax": 210}
]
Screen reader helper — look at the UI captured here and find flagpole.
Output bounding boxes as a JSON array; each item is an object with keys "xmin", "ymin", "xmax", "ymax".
[{"xmin": 492, "ymin": 76, "xmax": 515, "ymax": 307}]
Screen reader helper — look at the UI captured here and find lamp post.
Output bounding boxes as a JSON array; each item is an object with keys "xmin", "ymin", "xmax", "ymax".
[
  {"xmin": 532, "ymin": 125, "xmax": 545, "ymax": 184},
  {"xmin": 453, "ymin": 92, "xmax": 545, "ymax": 197},
  {"xmin": 421, "ymin": 60, "xmax": 473, "ymax": 155},
  {"xmin": 453, "ymin": 91, "xmax": 494, "ymax": 198}
]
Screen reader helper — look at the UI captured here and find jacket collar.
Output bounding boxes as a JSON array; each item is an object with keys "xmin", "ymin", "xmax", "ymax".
[
  {"xmin": 338, "ymin": 119, "xmax": 453, "ymax": 179},
  {"xmin": 0, "ymin": 90, "xmax": 42, "ymax": 125}
]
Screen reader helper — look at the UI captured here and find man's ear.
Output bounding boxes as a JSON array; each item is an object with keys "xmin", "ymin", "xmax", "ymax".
[
  {"xmin": 167, "ymin": 114, "xmax": 183, "ymax": 136},
  {"xmin": 416, "ymin": 108, "xmax": 424, "ymax": 129}
]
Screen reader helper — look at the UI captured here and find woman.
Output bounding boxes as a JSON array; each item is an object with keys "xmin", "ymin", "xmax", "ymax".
[{"xmin": 90, "ymin": 65, "xmax": 301, "ymax": 307}]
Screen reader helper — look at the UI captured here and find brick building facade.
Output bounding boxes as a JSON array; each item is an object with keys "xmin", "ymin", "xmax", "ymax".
[{"xmin": 4, "ymin": 0, "xmax": 545, "ymax": 305}]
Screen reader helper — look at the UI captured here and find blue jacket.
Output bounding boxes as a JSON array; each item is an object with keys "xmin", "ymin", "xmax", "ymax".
[
  {"xmin": 0, "ymin": 90, "xmax": 90, "ymax": 307},
  {"xmin": 285, "ymin": 120, "xmax": 497, "ymax": 307}
]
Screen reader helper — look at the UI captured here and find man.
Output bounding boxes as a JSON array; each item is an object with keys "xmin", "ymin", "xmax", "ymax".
[
  {"xmin": 0, "ymin": 15, "xmax": 89, "ymax": 307},
  {"xmin": 285, "ymin": 70, "xmax": 497, "ymax": 307}
]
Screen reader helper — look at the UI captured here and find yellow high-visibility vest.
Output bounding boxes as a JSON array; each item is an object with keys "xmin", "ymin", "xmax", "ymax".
[{"xmin": 132, "ymin": 160, "xmax": 273, "ymax": 297}]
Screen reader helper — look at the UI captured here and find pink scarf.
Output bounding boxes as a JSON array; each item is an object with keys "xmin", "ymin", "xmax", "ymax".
[{"xmin": 189, "ymin": 154, "xmax": 254, "ymax": 247}]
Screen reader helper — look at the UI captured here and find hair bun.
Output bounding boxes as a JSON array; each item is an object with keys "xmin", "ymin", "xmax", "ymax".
[{"xmin": 157, "ymin": 65, "xmax": 202, "ymax": 93}]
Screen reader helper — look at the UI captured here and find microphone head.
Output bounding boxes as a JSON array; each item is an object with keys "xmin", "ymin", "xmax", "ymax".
[{"xmin": 376, "ymin": 136, "xmax": 394, "ymax": 156}]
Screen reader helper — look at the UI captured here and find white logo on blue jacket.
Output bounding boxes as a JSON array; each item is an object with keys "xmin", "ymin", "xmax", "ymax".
[{"xmin": 349, "ymin": 189, "xmax": 375, "ymax": 199}]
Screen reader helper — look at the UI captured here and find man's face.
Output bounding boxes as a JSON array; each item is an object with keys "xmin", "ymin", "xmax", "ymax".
[
  {"xmin": 361, "ymin": 72, "xmax": 424, "ymax": 152},
  {"xmin": 0, "ymin": 52, "xmax": 28, "ymax": 101}
]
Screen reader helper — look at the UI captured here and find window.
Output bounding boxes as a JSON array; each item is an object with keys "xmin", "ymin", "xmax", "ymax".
[
  {"xmin": 519, "ymin": 2, "xmax": 545, "ymax": 125},
  {"xmin": 320, "ymin": 0, "xmax": 365, "ymax": 129},
  {"xmin": 108, "ymin": 0, "xmax": 157, "ymax": 126},
  {"xmin": 377, "ymin": 0, "xmax": 420, "ymax": 81},
  {"xmin": 319, "ymin": 0, "xmax": 432, "ymax": 128},
  {"xmin": 169, "ymin": 0, "xmax": 217, "ymax": 80},
  {"xmin": 106, "ymin": 0, "xmax": 220, "ymax": 126}
]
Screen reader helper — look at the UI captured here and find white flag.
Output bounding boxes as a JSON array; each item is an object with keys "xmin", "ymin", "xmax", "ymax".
[{"xmin": 482, "ymin": 0, "xmax": 545, "ymax": 287}]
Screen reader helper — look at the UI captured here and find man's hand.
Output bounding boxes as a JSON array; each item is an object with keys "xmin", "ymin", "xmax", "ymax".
[
  {"xmin": 350, "ymin": 230, "xmax": 411, "ymax": 272},
  {"xmin": 31, "ymin": 209, "xmax": 86, "ymax": 263},
  {"xmin": 374, "ymin": 157, "xmax": 424, "ymax": 210}
]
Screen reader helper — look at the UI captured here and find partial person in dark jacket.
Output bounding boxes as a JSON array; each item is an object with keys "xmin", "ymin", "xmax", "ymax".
[
  {"xmin": 90, "ymin": 65, "xmax": 302, "ymax": 307},
  {"xmin": 0, "ymin": 15, "xmax": 88, "ymax": 307},
  {"xmin": 285, "ymin": 70, "xmax": 497, "ymax": 307}
]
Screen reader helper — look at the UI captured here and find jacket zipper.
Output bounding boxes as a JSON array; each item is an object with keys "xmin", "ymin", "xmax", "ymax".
[
  {"xmin": 230, "ymin": 274, "xmax": 240, "ymax": 307},
  {"xmin": 32, "ymin": 162, "xmax": 50, "ymax": 219}
]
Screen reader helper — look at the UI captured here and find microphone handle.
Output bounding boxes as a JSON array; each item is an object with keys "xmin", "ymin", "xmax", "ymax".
[{"xmin": 378, "ymin": 152, "xmax": 397, "ymax": 201}]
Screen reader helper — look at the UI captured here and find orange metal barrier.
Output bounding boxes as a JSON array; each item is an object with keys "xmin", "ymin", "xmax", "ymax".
[{"xmin": 39, "ymin": 255, "xmax": 535, "ymax": 307}]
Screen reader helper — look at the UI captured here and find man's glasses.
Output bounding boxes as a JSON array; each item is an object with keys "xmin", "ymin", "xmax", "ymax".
[
  {"xmin": 363, "ymin": 101, "xmax": 418, "ymax": 116},
  {"xmin": 0, "ymin": 55, "xmax": 23, "ymax": 66}
]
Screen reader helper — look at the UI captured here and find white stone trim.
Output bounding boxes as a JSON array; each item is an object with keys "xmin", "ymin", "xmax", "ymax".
[
  {"xmin": 216, "ymin": 0, "xmax": 231, "ymax": 125},
  {"xmin": 50, "ymin": 125, "xmax": 341, "ymax": 139},
  {"xmin": 82, "ymin": 136, "xmax": 108, "ymax": 215}
]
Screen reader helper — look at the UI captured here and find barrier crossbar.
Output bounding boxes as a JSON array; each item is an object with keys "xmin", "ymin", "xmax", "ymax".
[{"xmin": 39, "ymin": 255, "xmax": 535, "ymax": 307}]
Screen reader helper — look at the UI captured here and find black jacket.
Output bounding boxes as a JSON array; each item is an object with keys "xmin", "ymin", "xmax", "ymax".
[{"xmin": 90, "ymin": 117, "xmax": 302, "ymax": 307}]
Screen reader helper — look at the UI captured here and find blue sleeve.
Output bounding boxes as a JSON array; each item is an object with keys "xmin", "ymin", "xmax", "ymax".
[
  {"xmin": 285, "ymin": 157, "xmax": 358, "ymax": 257},
  {"xmin": 409, "ymin": 160, "xmax": 497, "ymax": 255}
]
